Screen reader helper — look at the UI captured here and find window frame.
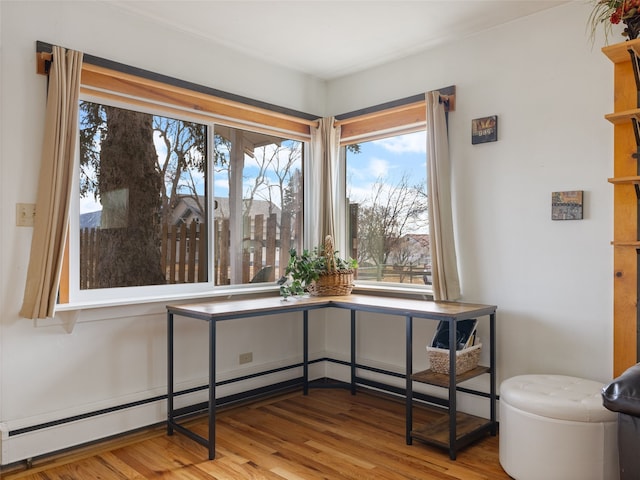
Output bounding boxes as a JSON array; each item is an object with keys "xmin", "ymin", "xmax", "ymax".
[
  {"xmin": 51, "ymin": 56, "xmax": 314, "ymax": 307},
  {"xmin": 334, "ymin": 90, "xmax": 455, "ymax": 295},
  {"xmin": 340, "ymin": 131, "xmax": 433, "ymax": 295},
  {"xmin": 68, "ymin": 94, "xmax": 220, "ymax": 304}
]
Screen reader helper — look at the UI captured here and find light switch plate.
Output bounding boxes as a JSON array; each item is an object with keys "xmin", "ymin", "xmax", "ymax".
[{"xmin": 16, "ymin": 203, "xmax": 36, "ymax": 227}]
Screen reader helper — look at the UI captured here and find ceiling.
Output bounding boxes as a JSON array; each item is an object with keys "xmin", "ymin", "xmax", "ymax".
[{"xmin": 111, "ymin": 0, "xmax": 569, "ymax": 81}]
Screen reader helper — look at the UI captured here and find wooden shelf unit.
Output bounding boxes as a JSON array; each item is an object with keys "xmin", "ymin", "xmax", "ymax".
[{"xmin": 604, "ymin": 38, "xmax": 640, "ymax": 376}]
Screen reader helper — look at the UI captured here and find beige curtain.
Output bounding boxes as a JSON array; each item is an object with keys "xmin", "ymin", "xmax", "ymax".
[
  {"xmin": 426, "ymin": 91, "xmax": 460, "ymax": 301},
  {"xmin": 20, "ymin": 46, "xmax": 83, "ymax": 319},
  {"xmin": 307, "ymin": 117, "xmax": 341, "ymax": 248}
]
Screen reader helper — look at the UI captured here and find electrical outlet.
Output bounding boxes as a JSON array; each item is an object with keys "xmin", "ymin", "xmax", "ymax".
[
  {"xmin": 16, "ymin": 203, "xmax": 36, "ymax": 227},
  {"xmin": 239, "ymin": 352, "xmax": 253, "ymax": 364}
]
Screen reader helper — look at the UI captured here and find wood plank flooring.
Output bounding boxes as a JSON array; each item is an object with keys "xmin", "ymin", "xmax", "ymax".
[{"xmin": 2, "ymin": 388, "xmax": 510, "ymax": 479}]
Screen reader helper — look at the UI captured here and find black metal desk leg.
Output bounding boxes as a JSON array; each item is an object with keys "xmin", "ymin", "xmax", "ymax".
[
  {"xmin": 406, "ymin": 315, "xmax": 413, "ymax": 445},
  {"xmin": 208, "ymin": 319, "xmax": 216, "ymax": 460},
  {"xmin": 448, "ymin": 317, "xmax": 457, "ymax": 460},
  {"xmin": 490, "ymin": 312, "xmax": 497, "ymax": 435},
  {"xmin": 167, "ymin": 312, "xmax": 174, "ymax": 436},
  {"xmin": 351, "ymin": 310, "xmax": 356, "ymax": 395},
  {"xmin": 303, "ymin": 310, "xmax": 309, "ymax": 395}
]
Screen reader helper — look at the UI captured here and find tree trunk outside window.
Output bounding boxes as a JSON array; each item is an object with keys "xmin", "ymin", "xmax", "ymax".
[{"xmin": 96, "ymin": 107, "xmax": 165, "ymax": 287}]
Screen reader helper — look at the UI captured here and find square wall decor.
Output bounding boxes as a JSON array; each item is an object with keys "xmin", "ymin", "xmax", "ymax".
[
  {"xmin": 471, "ymin": 115, "xmax": 498, "ymax": 144},
  {"xmin": 552, "ymin": 190, "xmax": 583, "ymax": 220}
]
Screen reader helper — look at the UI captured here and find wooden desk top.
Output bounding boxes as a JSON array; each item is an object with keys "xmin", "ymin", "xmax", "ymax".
[{"xmin": 167, "ymin": 294, "xmax": 496, "ymax": 322}]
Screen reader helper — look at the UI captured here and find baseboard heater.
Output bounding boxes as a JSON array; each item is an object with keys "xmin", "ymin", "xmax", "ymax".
[{"xmin": 8, "ymin": 356, "xmax": 493, "ymax": 439}]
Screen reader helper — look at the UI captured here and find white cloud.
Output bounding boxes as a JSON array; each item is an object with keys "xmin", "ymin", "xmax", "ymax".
[
  {"xmin": 373, "ymin": 132, "xmax": 426, "ymax": 154},
  {"xmin": 213, "ymin": 178, "xmax": 229, "ymax": 195},
  {"xmin": 369, "ymin": 157, "xmax": 391, "ymax": 178},
  {"xmin": 346, "ymin": 165, "xmax": 365, "ymax": 183},
  {"xmin": 347, "ymin": 157, "xmax": 392, "ymax": 184}
]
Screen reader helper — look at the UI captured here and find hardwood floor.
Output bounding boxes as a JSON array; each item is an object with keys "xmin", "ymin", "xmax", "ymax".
[{"xmin": 2, "ymin": 388, "xmax": 510, "ymax": 479}]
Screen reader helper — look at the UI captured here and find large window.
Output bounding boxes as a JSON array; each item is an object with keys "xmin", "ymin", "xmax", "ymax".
[
  {"xmin": 45, "ymin": 50, "xmax": 439, "ymax": 303},
  {"xmin": 345, "ymin": 130, "xmax": 430, "ymax": 286},
  {"xmin": 69, "ymin": 99, "xmax": 303, "ymax": 301}
]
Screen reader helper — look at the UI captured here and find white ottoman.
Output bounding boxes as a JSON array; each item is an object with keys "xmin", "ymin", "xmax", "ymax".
[{"xmin": 499, "ymin": 374, "xmax": 618, "ymax": 480}]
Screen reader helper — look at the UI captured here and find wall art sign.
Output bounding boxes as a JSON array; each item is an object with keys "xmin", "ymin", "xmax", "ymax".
[
  {"xmin": 551, "ymin": 190, "xmax": 583, "ymax": 220},
  {"xmin": 471, "ymin": 115, "xmax": 498, "ymax": 144}
]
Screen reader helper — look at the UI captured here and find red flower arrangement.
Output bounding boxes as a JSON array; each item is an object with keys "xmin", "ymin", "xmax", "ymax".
[{"xmin": 590, "ymin": 0, "xmax": 640, "ymax": 41}]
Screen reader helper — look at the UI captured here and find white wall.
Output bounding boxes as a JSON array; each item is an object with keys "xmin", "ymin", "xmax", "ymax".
[
  {"xmin": 0, "ymin": 0, "xmax": 327, "ymax": 465},
  {"xmin": 0, "ymin": 0, "xmax": 618, "ymax": 466},
  {"xmin": 328, "ymin": 1, "xmax": 615, "ymax": 385}
]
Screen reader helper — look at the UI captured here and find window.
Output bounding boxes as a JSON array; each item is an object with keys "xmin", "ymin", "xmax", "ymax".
[
  {"xmin": 69, "ymin": 99, "xmax": 303, "ymax": 302},
  {"xmin": 345, "ymin": 130, "xmax": 431, "ymax": 286},
  {"xmin": 77, "ymin": 101, "xmax": 209, "ymax": 291},
  {"xmin": 211, "ymin": 126, "xmax": 303, "ymax": 286}
]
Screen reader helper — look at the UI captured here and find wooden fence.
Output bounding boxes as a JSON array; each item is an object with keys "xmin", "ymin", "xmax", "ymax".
[
  {"xmin": 78, "ymin": 214, "xmax": 428, "ymax": 288},
  {"xmin": 79, "ymin": 212, "xmax": 299, "ymax": 289},
  {"xmin": 213, "ymin": 212, "xmax": 298, "ymax": 285},
  {"xmin": 356, "ymin": 264, "xmax": 431, "ymax": 285},
  {"xmin": 161, "ymin": 221, "xmax": 208, "ymax": 284}
]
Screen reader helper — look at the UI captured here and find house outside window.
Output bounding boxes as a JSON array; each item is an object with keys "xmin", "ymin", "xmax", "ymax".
[{"xmin": 345, "ymin": 130, "xmax": 431, "ymax": 287}]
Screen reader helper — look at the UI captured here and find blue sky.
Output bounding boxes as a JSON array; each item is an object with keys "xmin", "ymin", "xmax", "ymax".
[{"xmin": 346, "ymin": 130, "xmax": 427, "ymax": 204}]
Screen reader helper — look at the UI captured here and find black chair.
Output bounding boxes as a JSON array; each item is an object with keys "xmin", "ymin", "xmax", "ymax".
[
  {"xmin": 250, "ymin": 265, "xmax": 274, "ymax": 283},
  {"xmin": 602, "ymin": 363, "xmax": 640, "ymax": 479}
]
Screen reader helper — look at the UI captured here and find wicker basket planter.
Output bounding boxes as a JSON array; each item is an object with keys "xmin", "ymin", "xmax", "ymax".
[
  {"xmin": 308, "ymin": 270, "xmax": 354, "ymax": 296},
  {"xmin": 280, "ymin": 235, "xmax": 357, "ymax": 299},
  {"xmin": 427, "ymin": 343, "xmax": 482, "ymax": 375}
]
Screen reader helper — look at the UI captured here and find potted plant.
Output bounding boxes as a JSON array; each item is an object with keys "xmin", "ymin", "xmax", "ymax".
[
  {"xmin": 589, "ymin": 0, "xmax": 640, "ymax": 42},
  {"xmin": 280, "ymin": 235, "xmax": 357, "ymax": 299}
]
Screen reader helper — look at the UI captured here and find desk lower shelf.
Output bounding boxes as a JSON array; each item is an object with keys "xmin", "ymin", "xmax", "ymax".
[
  {"xmin": 410, "ymin": 366, "xmax": 493, "ymax": 454},
  {"xmin": 411, "ymin": 412, "xmax": 492, "ymax": 449},
  {"xmin": 411, "ymin": 366, "xmax": 490, "ymax": 387}
]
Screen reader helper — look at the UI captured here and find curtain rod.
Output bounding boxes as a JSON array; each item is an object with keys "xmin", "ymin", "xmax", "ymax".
[
  {"xmin": 334, "ymin": 86, "xmax": 455, "ymax": 128},
  {"xmin": 35, "ymin": 41, "xmax": 320, "ymax": 123},
  {"xmin": 334, "ymin": 85, "xmax": 455, "ymax": 124}
]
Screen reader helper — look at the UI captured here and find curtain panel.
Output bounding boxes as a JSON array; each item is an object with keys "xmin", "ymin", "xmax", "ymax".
[
  {"xmin": 307, "ymin": 117, "xmax": 341, "ymax": 249},
  {"xmin": 426, "ymin": 91, "xmax": 461, "ymax": 301},
  {"xmin": 20, "ymin": 46, "xmax": 83, "ymax": 319}
]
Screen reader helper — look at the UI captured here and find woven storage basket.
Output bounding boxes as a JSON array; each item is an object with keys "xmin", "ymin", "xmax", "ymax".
[
  {"xmin": 427, "ymin": 343, "xmax": 482, "ymax": 375},
  {"xmin": 308, "ymin": 271, "xmax": 354, "ymax": 296},
  {"xmin": 307, "ymin": 235, "xmax": 354, "ymax": 296}
]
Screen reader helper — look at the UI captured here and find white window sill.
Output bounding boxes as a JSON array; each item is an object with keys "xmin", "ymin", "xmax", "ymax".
[
  {"xmin": 43, "ymin": 284, "xmax": 281, "ymax": 332},
  {"xmin": 55, "ymin": 283, "xmax": 280, "ymax": 312},
  {"xmin": 352, "ymin": 281, "xmax": 434, "ymax": 300},
  {"xmin": 42, "ymin": 282, "xmax": 432, "ymax": 333}
]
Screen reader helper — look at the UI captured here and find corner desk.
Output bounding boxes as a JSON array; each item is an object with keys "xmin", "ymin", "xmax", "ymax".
[{"xmin": 166, "ymin": 294, "xmax": 497, "ymax": 460}]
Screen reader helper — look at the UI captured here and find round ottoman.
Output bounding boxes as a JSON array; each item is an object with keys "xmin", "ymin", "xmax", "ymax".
[{"xmin": 499, "ymin": 374, "xmax": 618, "ymax": 480}]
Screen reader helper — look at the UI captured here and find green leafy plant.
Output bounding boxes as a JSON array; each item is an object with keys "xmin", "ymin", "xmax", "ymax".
[{"xmin": 279, "ymin": 244, "xmax": 357, "ymax": 299}]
